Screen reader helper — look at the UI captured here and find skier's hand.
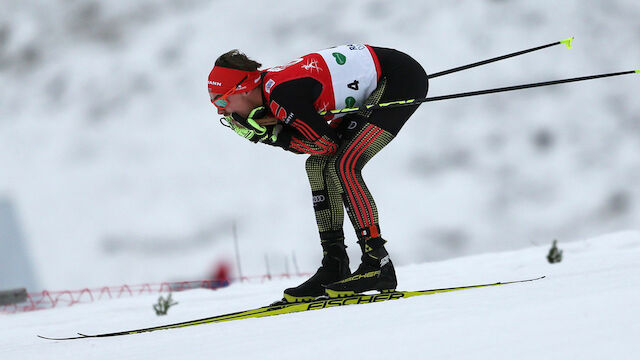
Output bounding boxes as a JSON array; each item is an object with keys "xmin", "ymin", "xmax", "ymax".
[
  {"xmin": 221, "ymin": 107, "xmax": 282, "ymax": 144},
  {"xmin": 232, "ymin": 107, "xmax": 268, "ymax": 133},
  {"xmin": 221, "ymin": 115, "xmax": 266, "ymax": 143}
]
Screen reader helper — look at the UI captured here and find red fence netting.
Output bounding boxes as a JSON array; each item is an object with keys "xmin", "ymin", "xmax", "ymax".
[{"xmin": 1, "ymin": 272, "xmax": 309, "ymax": 314}]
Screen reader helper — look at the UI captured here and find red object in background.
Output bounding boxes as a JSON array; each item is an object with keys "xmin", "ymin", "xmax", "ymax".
[{"xmin": 209, "ymin": 261, "xmax": 232, "ymax": 289}]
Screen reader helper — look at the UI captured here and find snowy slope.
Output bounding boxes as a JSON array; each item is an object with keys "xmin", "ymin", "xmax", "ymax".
[
  {"xmin": 1, "ymin": 232, "xmax": 639, "ymax": 359},
  {"xmin": 1, "ymin": 0, "xmax": 640, "ymax": 290}
]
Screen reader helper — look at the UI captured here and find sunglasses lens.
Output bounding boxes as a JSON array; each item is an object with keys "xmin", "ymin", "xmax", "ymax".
[{"xmin": 214, "ymin": 98, "xmax": 228, "ymax": 108}]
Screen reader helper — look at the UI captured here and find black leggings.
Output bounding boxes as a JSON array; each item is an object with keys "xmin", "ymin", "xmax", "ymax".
[
  {"xmin": 368, "ymin": 46, "xmax": 429, "ymax": 135},
  {"xmin": 305, "ymin": 47, "xmax": 428, "ymax": 244}
]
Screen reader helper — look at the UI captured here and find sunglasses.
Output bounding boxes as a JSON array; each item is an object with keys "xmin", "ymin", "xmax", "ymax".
[{"xmin": 211, "ymin": 75, "xmax": 248, "ymax": 110}]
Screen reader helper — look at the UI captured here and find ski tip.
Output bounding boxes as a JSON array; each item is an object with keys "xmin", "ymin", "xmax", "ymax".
[
  {"xmin": 37, "ymin": 334, "xmax": 83, "ymax": 341},
  {"xmin": 37, "ymin": 334, "xmax": 62, "ymax": 340},
  {"xmin": 560, "ymin": 37, "xmax": 574, "ymax": 49},
  {"xmin": 635, "ymin": 69, "xmax": 640, "ymax": 74}
]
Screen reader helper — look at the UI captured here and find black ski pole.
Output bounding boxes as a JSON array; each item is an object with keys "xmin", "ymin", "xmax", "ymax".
[
  {"xmin": 319, "ymin": 69, "xmax": 639, "ymax": 116},
  {"xmin": 424, "ymin": 69, "xmax": 639, "ymax": 102},
  {"xmin": 428, "ymin": 37, "xmax": 574, "ymax": 79}
]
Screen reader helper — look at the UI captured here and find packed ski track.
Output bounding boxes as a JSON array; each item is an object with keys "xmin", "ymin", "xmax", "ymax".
[{"xmin": 2, "ymin": 231, "xmax": 638, "ymax": 359}]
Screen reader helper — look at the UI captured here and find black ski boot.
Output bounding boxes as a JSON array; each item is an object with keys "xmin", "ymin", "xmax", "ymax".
[
  {"xmin": 324, "ymin": 236, "xmax": 397, "ymax": 297},
  {"xmin": 282, "ymin": 234, "xmax": 351, "ymax": 303}
]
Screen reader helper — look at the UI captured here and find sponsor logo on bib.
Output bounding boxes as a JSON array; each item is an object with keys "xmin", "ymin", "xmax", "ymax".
[
  {"xmin": 345, "ymin": 96, "xmax": 356, "ymax": 107},
  {"xmin": 332, "ymin": 52, "xmax": 347, "ymax": 65}
]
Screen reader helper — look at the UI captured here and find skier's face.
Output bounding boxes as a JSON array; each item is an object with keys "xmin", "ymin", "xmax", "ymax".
[{"xmin": 210, "ymin": 91, "xmax": 253, "ymax": 118}]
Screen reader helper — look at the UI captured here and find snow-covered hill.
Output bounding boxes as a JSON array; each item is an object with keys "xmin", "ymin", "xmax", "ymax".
[
  {"xmin": 2, "ymin": 231, "xmax": 639, "ymax": 359},
  {"xmin": 1, "ymin": 0, "xmax": 639, "ymax": 290}
]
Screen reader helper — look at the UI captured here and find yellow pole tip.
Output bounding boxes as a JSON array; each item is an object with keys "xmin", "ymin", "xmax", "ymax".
[
  {"xmin": 636, "ymin": 69, "xmax": 640, "ymax": 74},
  {"xmin": 560, "ymin": 37, "xmax": 574, "ymax": 49}
]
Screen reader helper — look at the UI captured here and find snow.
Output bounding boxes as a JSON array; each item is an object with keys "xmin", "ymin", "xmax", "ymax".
[{"xmin": 1, "ymin": 231, "xmax": 639, "ymax": 359}]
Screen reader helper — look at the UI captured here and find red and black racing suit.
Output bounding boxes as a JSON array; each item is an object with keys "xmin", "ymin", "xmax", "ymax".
[{"xmin": 262, "ymin": 46, "xmax": 428, "ymax": 245}]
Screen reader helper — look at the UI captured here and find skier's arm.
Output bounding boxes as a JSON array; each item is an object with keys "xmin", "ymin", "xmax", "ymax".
[{"xmin": 265, "ymin": 79, "xmax": 340, "ymax": 155}]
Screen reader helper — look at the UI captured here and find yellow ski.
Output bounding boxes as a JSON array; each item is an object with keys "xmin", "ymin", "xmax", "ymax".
[{"xmin": 38, "ymin": 276, "xmax": 544, "ymax": 340}]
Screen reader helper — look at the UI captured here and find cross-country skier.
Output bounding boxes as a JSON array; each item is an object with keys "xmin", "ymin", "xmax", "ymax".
[{"xmin": 207, "ymin": 44, "xmax": 428, "ymax": 302}]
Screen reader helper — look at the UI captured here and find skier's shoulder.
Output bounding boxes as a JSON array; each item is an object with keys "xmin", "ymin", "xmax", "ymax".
[{"xmin": 263, "ymin": 59, "xmax": 322, "ymax": 103}]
